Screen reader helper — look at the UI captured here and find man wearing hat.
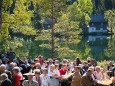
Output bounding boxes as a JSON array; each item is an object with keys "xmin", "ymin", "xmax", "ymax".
[
  {"xmin": 71, "ymin": 66, "xmax": 81, "ymax": 86},
  {"xmin": 22, "ymin": 72, "xmax": 38, "ymax": 86},
  {"xmin": 81, "ymin": 69, "xmax": 96, "ymax": 86}
]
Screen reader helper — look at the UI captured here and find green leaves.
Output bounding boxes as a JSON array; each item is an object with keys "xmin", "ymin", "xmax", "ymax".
[{"xmin": 105, "ymin": 10, "xmax": 115, "ymax": 32}]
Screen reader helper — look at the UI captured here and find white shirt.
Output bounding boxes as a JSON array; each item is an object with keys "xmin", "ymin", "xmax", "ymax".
[
  {"xmin": 40, "ymin": 74, "xmax": 50, "ymax": 86},
  {"xmin": 95, "ymin": 71, "xmax": 103, "ymax": 80},
  {"xmin": 48, "ymin": 70, "xmax": 60, "ymax": 86},
  {"xmin": 91, "ymin": 74, "xmax": 96, "ymax": 81}
]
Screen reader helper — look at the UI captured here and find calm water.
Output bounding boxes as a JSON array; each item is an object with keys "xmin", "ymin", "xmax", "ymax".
[
  {"xmin": 83, "ymin": 35, "xmax": 115, "ymax": 61},
  {"xmin": 1, "ymin": 35, "xmax": 115, "ymax": 61}
]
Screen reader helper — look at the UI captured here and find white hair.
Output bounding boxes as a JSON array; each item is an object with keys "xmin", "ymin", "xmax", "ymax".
[{"xmin": 1, "ymin": 73, "xmax": 8, "ymax": 79}]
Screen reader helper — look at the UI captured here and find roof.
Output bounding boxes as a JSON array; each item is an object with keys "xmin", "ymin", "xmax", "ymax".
[{"xmin": 90, "ymin": 14, "xmax": 106, "ymax": 22}]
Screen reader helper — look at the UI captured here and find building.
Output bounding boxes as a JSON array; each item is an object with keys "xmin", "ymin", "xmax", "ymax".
[{"xmin": 88, "ymin": 14, "xmax": 108, "ymax": 34}]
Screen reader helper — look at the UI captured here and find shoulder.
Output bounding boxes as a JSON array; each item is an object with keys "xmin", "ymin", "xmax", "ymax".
[
  {"xmin": 40, "ymin": 74, "xmax": 43, "ymax": 77},
  {"xmin": 23, "ymin": 80, "xmax": 28, "ymax": 83},
  {"xmin": 33, "ymin": 80, "xmax": 38, "ymax": 84},
  {"xmin": 3, "ymin": 79, "xmax": 11, "ymax": 82},
  {"xmin": 82, "ymin": 74, "xmax": 87, "ymax": 79}
]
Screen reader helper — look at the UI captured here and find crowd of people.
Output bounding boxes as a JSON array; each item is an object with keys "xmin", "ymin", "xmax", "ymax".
[{"xmin": 0, "ymin": 50, "xmax": 115, "ymax": 86}]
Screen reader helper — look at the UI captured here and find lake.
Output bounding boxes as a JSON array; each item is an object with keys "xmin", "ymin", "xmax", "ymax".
[{"xmin": 0, "ymin": 35, "xmax": 115, "ymax": 61}]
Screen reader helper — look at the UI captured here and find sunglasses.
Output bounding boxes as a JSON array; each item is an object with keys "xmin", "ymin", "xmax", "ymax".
[{"xmin": 35, "ymin": 72, "xmax": 40, "ymax": 74}]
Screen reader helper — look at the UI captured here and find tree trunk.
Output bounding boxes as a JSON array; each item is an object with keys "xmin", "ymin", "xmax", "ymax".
[{"xmin": 51, "ymin": 0, "xmax": 55, "ymax": 58}]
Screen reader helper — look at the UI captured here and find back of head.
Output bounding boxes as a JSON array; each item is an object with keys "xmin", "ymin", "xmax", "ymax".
[{"xmin": 1, "ymin": 73, "xmax": 8, "ymax": 80}]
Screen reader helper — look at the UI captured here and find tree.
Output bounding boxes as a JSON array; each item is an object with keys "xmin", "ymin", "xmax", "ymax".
[
  {"xmin": 0, "ymin": 0, "xmax": 13, "ymax": 40},
  {"xmin": 36, "ymin": 0, "xmax": 93, "ymax": 59},
  {"xmin": 105, "ymin": 10, "xmax": 115, "ymax": 34},
  {"xmin": 0, "ymin": 0, "xmax": 37, "ymax": 41},
  {"xmin": 104, "ymin": 36, "xmax": 115, "ymax": 60},
  {"xmin": 36, "ymin": 0, "xmax": 67, "ymax": 57}
]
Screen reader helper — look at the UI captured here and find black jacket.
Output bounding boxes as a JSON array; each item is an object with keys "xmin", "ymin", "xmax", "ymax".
[{"xmin": 1, "ymin": 78, "xmax": 12, "ymax": 86}]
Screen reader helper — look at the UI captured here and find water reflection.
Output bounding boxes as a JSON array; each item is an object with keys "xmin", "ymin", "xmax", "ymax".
[
  {"xmin": 85, "ymin": 35, "xmax": 114, "ymax": 61},
  {"xmin": 0, "ymin": 35, "xmax": 115, "ymax": 61}
]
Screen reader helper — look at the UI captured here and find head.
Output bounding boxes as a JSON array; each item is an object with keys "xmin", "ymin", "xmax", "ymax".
[
  {"xmin": 86, "ymin": 69, "xmax": 92, "ymax": 77},
  {"xmin": 95, "ymin": 66, "xmax": 101, "ymax": 73},
  {"xmin": 10, "ymin": 62, "xmax": 16, "ymax": 69},
  {"xmin": 0, "ymin": 64, "xmax": 6, "ymax": 73},
  {"xmin": 67, "ymin": 59, "xmax": 71, "ymax": 65},
  {"xmin": 50, "ymin": 65, "xmax": 55, "ymax": 72},
  {"xmin": 35, "ymin": 63, "xmax": 41, "ymax": 69},
  {"xmin": 101, "ymin": 68, "xmax": 105, "ymax": 73},
  {"xmin": 76, "ymin": 57, "xmax": 81, "ymax": 65},
  {"xmin": 1, "ymin": 73, "xmax": 8, "ymax": 80},
  {"xmin": 13, "ymin": 67, "xmax": 20, "ymax": 75},
  {"xmin": 62, "ymin": 64, "xmax": 67, "ymax": 70},
  {"xmin": 31, "ymin": 62, "xmax": 35, "ymax": 68},
  {"xmin": 73, "ymin": 60, "xmax": 77, "ymax": 65},
  {"xmin": 109, "ymin": 61, "xmax": 113, "ymax": 66},
  {"xmin": 55, "ymin": 64, "xmax": 59, "ymax": 70},
  {"xmin": 27, "ymin": 73, "xmax": 34, "ymax": 81},
  {"xmin": 34, "ymin": 69, "xmax": 41, "ymax": 78},
  {"xmin": 55, "ymin": 60, "xmax": 59, "ymax": 64},
  {"xmin": 83, "ymin": 61, "xmax": 88, "ymax": 67},
  {"xmin": 42, "ymin": 68, "xmax": 48, "ymax": 75},
  {"xmin": 74, "ymin": 66, "xmax": 81, "ymax": 72},
  {"xmin": 63, "ymin": 59, "xmax": 67, "ymax": 64},
  {"xmin": 88, "ymin": 66, "xmax": 95, "ymax": 72}
]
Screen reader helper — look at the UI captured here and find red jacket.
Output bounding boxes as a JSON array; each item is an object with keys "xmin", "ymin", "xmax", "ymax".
[
  {"xmin": 14, "ymin": 73, "xmax": 23, "ymax": 86},
  {"xmin": 59, "ymin": 69, "xmax": 67, "ymax": 75}
]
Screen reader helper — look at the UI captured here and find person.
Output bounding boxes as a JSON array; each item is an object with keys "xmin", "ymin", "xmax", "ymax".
[
  {"xmin": 88, "ymin": 67, "xmax": 97, "ymax": 81},
  {"xmin": 59, "ymin": 64, "xmax": 71, "ymax": 86},
  {"xmin": 1, "ymin": 73, "xmax": 12, "ymax": 86},
  {"xmin": 59, "ymin": 64, "xmax": 68, "ymax": 75},
  {"xmin": 94, "ymin": 66, "xmax": 103, "ymax": 80},
  {"xmin": 48, "ymin": 64, "xmax": 60, "ymax": 86},
  {"xmin": 111, "ymin": 75, "xmax": 115, "ymax": 84},
  {"xmin": 82, "ymin": 61, "xmax": 88, "ymax": 72},
  {"xmin": 6, "ymin": 48, "xmax": 16, "ymax": 61},
  {"xmin": 22, "ymin": 72, "xmax": 38, "ymax": 86},
  {"xmin": 12, "ymin": 67, "xmax": 23, "ymax": 86},
  {"xmin": 107, "ymin": 61, "xmax": 114, "ymax": 77},
  {"xmin": 33, "ymin": 69, "xmax": 41, "ymax": 86},
  {"xmin": 76, "ymin": 57, "xmax": 82, "ymax": 66},
  {"xmin": 101, "ymin": 68, "xmax": 109, "ymax": 80},
  {"xmin": 107, "ymin": 61, "xmax": 114, "ymax": 71},
  {"xmin": 0, "ymin": 64, "xmax": 7, "ymax": 74},
  {"xmin": 40, "ymin": 68, "xmax": 51, "ymax": 86},
  {"xmin": 81, "ymin": 69, "xmax": 96, "ymax": 86},
  {"xmin": 71, "ymin": 66, "xmax": 81, "ymax": 86},
  {"xmin": 37, "ymin": 55, "xmax": 43, "ymax": 66}
]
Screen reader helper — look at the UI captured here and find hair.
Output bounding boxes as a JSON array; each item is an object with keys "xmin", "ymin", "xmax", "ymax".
[
  {"xmin": 0, "ymin": 64, "xmax": 6, "ymax": 69},
  {"xmin": 76, "ymin": 57, "xmax": 82, "ymax": 66},
  {"xmin": 87, "ymin": 69, "xmax": 92, "ymax": 75},
  {"xmin": 34, "ymin": 69, "xmax": 41, "ymax": 74},
  {"xmin": 6, "ymin": 71, "xmax": 12, "ymax": 79},
  {"xmin": 13, "ymin": 67, "xmax": 20, "ymax": 73},
  {"xmin": 35, "ymin": 63, "xmax": 40, "ymax": 66},
  {"xmin": 95, "ymin": 66, "xmax": 101, "ymax": 71},
  {"xmin": 1, "ymin": 73, "xmax": 8, "ymax": 79}
]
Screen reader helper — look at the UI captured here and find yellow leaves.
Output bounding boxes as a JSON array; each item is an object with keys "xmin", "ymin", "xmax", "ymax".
[
  {"xmin": 56, "ymin": 47, "xmax": 76, "ymax": 58},
  {"xmin": 39, "ymin": 44, "xmax": 51, "ymax": 49},
  {"xmin": 2, "ymin": 0, "xmax": 13, "ymax": 10},
  {"xmin": 36, "ymin": 30, "xmax": 51, "ymax": 41},
  {"xmin": 19, "ymin": 26, "xmax": 36, "ymax": 35},
  {"xmin": 61, "ymin": 13, "xmax": 69, "ymax": 20}
]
